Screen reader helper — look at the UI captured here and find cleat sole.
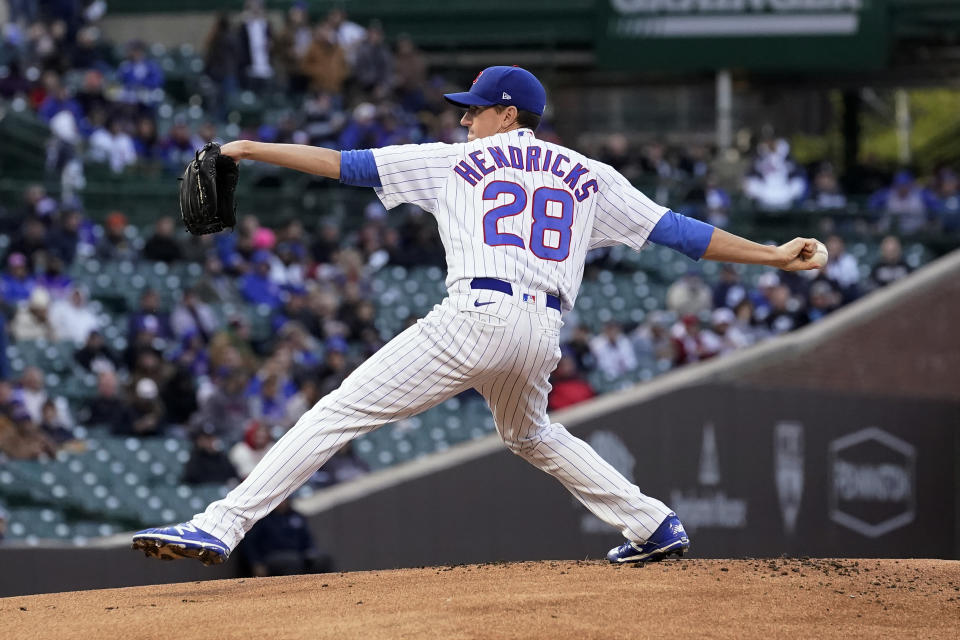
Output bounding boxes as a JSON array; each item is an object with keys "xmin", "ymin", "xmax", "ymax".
[{"xmin": 131, "ymin": 538, "xmax": 226, "ymax": 566}]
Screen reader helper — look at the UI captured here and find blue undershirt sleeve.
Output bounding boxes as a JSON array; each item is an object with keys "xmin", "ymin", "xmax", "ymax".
[
  {"xmin": 647, "ymin": 210, "xmax": 715, "ymax": 261},
  {"xmin": 339, "ymin": 149, "xmax": 382, "ymax": 188}
]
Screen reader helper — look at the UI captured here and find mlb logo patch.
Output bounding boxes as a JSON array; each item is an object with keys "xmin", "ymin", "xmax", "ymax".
[{"xmin": 522, "ymin": 294, "xmax": 536, "ymax": 304}]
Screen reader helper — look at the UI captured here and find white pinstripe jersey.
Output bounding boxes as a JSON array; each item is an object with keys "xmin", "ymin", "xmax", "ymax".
[{"xmin": 372, "ymin": 128, "xmax": 668, "ymax": 310}]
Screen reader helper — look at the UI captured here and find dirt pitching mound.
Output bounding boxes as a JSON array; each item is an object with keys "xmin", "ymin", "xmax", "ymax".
[{"xmin": 2, "ymin": 558, "xmax": 958, "ymax": 639}]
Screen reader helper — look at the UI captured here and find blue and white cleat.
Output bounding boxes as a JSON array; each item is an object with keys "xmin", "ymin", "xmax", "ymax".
[
  {"xmin": 606, "ymin": 513, "xmax": 690, "ymax": 564},
  {"xmin": 132, "ymin": 522, "xmax": 229, "ymax": 566}
]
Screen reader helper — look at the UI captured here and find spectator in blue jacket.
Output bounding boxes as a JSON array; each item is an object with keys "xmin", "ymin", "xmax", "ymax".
[
  {"xmin": 867, "ymin": 170, "xmax": 939, "ymax": 234},
  {"xmin": 37, "ymin": 82, "xmax": 85, "ymax": 125},
  {"xmin": 240, "ymin": 250, "xmax": 284, "ymax": 310},
  {"xmin": 117, "ymin": 40, "xmax": 164, "ymax": 104},
  {"xmin": 1, "ymin": 253, "xmax": 36, "ymax": 304}
]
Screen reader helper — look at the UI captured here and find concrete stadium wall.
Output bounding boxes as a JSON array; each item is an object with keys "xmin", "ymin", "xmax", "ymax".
[{"xmin": 293, "ymin": 385, "xmax": 959, "ymax": 570}]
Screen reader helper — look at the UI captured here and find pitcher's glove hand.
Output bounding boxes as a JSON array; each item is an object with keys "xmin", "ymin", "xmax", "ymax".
[{"xmin": 178, "ymin": 142, "xmax": 239, "ymax": 235}]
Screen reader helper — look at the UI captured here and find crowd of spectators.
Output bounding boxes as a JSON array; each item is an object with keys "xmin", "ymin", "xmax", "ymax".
[
  {"xmin": 0, "ymin": 2, "xmax": 953, "ymax": 491},
  {"xmin": 546, "ymin": 232, "xmax": 916, "ymax": 410},
  {"xmin": 0, "ymin": 174, "xmax": 921, "ymax": 459},
  {"xmin": 0, "ymin": 184, "xmax": 377, "ymax": 490},
  {"xmin": 4, "ymin": 0, "xmax": 960, "ymax": 238},
  {"xmin": 0, "ymin": 0, "xmax": 470, "ymax": 188},
  {"xmin": 590, "ymin": 132, "xmax": 960, "ymax": 235}
]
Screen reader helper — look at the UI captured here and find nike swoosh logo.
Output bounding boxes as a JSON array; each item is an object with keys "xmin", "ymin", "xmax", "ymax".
[{"xmin": 473, "ymin": 300, "xmax": 495, "ymax": 307}]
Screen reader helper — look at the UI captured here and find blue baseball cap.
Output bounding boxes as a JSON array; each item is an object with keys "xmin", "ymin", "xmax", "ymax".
[{"xmin": 444, "ymin": 66, "xmax": 546, "ymax": 117}]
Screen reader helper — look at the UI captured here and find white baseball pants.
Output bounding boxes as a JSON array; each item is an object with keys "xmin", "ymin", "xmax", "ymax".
[{"xmin": 191, "ymin": 286, "xmax": 672, "ymax": 551}]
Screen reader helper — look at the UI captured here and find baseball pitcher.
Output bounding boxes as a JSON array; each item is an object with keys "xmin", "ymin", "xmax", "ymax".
[{"xmin": 135, "ymin": 66, "xmax": 825, "ymax": 566}]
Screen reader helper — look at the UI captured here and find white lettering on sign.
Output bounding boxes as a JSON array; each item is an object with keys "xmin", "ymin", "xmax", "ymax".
[
  {"xmin": 611, "ymin": 0, "xmax": 863, "ymax": 13},
  {"xmin": 833, "ymin": 461, "xmax": 912, "ymax": 502}
]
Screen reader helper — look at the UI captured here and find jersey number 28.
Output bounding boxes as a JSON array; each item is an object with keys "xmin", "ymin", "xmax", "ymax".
[{"xmin": 482, "ymin": 181, "xmax": 573, "ymax": 261}]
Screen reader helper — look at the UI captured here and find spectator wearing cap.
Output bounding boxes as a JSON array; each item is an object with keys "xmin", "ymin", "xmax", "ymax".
[
  {"xmin": 870, "ymin": 235, "xmax": 912, "ymax": 289},
  {"xmin": 0, "ymin": 406, "xmax": 56, "ymax": 460},
  {"xmin": 868, "ymin": 170, "xmax": 938, "ymax": 234},
  {"xmin": 805, "ymin": 280, "xmax": 841, "ymax": 323},
  {"xmin": 142, "ymin": 217, "xmax": 184, "ymax": 263},
  {"xmin": 11, "ymin": 287, "xmax": 55, "ymax": 342},
  {"xmin": 241, "ymin": 498, "xmax": 331, "ymax": 577},
  {"xmin": 670, "ymin": 315, "xmax": 720, "ymax": 366},
  {"xmin": 751, "ymin": 271, "xmax": 781, "ymax": 323},
  {"xmin": 183, "ymin": 427, "xmax": 239, "ymax": 486},
  {"xmin": 763, "ymin": 285, "xmax": 807, "ymax": 335},
  {"xmin": 743, "ymin": 137, "xmax": 807, "ymax": 211},
  {"xmin": 666, "ymin": 269, "xmax": 712, "ymax": 318},
  {"xmin": 1, "ymin": 253, "xmax": 36, "ymax": 304},
  {"xmin": 229, "ymin": 420, "xmax": 274, "ymax": 480},
  {"xmin": 240, "ymin": 250, "xmax": 285, "ymax": 311},
  {"xmin": 710, "ymin": 308, "xmax": 751, "ymax": 355},
  {"xmin": 49, "ymin": 286, "xmax": 99, "ymax": 345},
  {"xmin": 589, "ymin": 322, "xmax": 638, "ymax": 379},
  {"xmin": 712, "ymin": 264, "xmax": 748, "ymax": 310},
  {"xmin": 75, "ymin": 331, "xmax": 120, "ymax": 374},
  {"xmin": 337, "ymin": 102, "xmax": 383, "ymax": 151},
  {"xmin": 82, "ymin": 370, "xmax": 134, "ymax": 433},
  {"xmin": 548, "ymin": 352, "xmax": 596, "ymax": 411},
  {"xmin": 123, "ymin": 377, "xmax": 166, "ymax": 437},
  {"xmin": 96, "ymin": 211, "xmax": 138, "ymax": 261}
]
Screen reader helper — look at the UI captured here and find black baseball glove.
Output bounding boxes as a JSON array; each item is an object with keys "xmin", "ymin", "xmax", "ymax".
[{"xmin": 178, "ymin": 142, "xmax": 239, "ymax": 235}]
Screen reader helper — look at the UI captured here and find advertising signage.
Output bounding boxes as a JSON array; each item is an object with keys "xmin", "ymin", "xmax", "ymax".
[{"xmin": 598, "ymin": 0, "xmax": 890, "ymax": 71}]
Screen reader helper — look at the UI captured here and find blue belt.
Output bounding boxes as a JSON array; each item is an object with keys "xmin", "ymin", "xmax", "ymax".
[{"xmin": 470, "ymin": 278, "xmax": 561, "ymax": 312}]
